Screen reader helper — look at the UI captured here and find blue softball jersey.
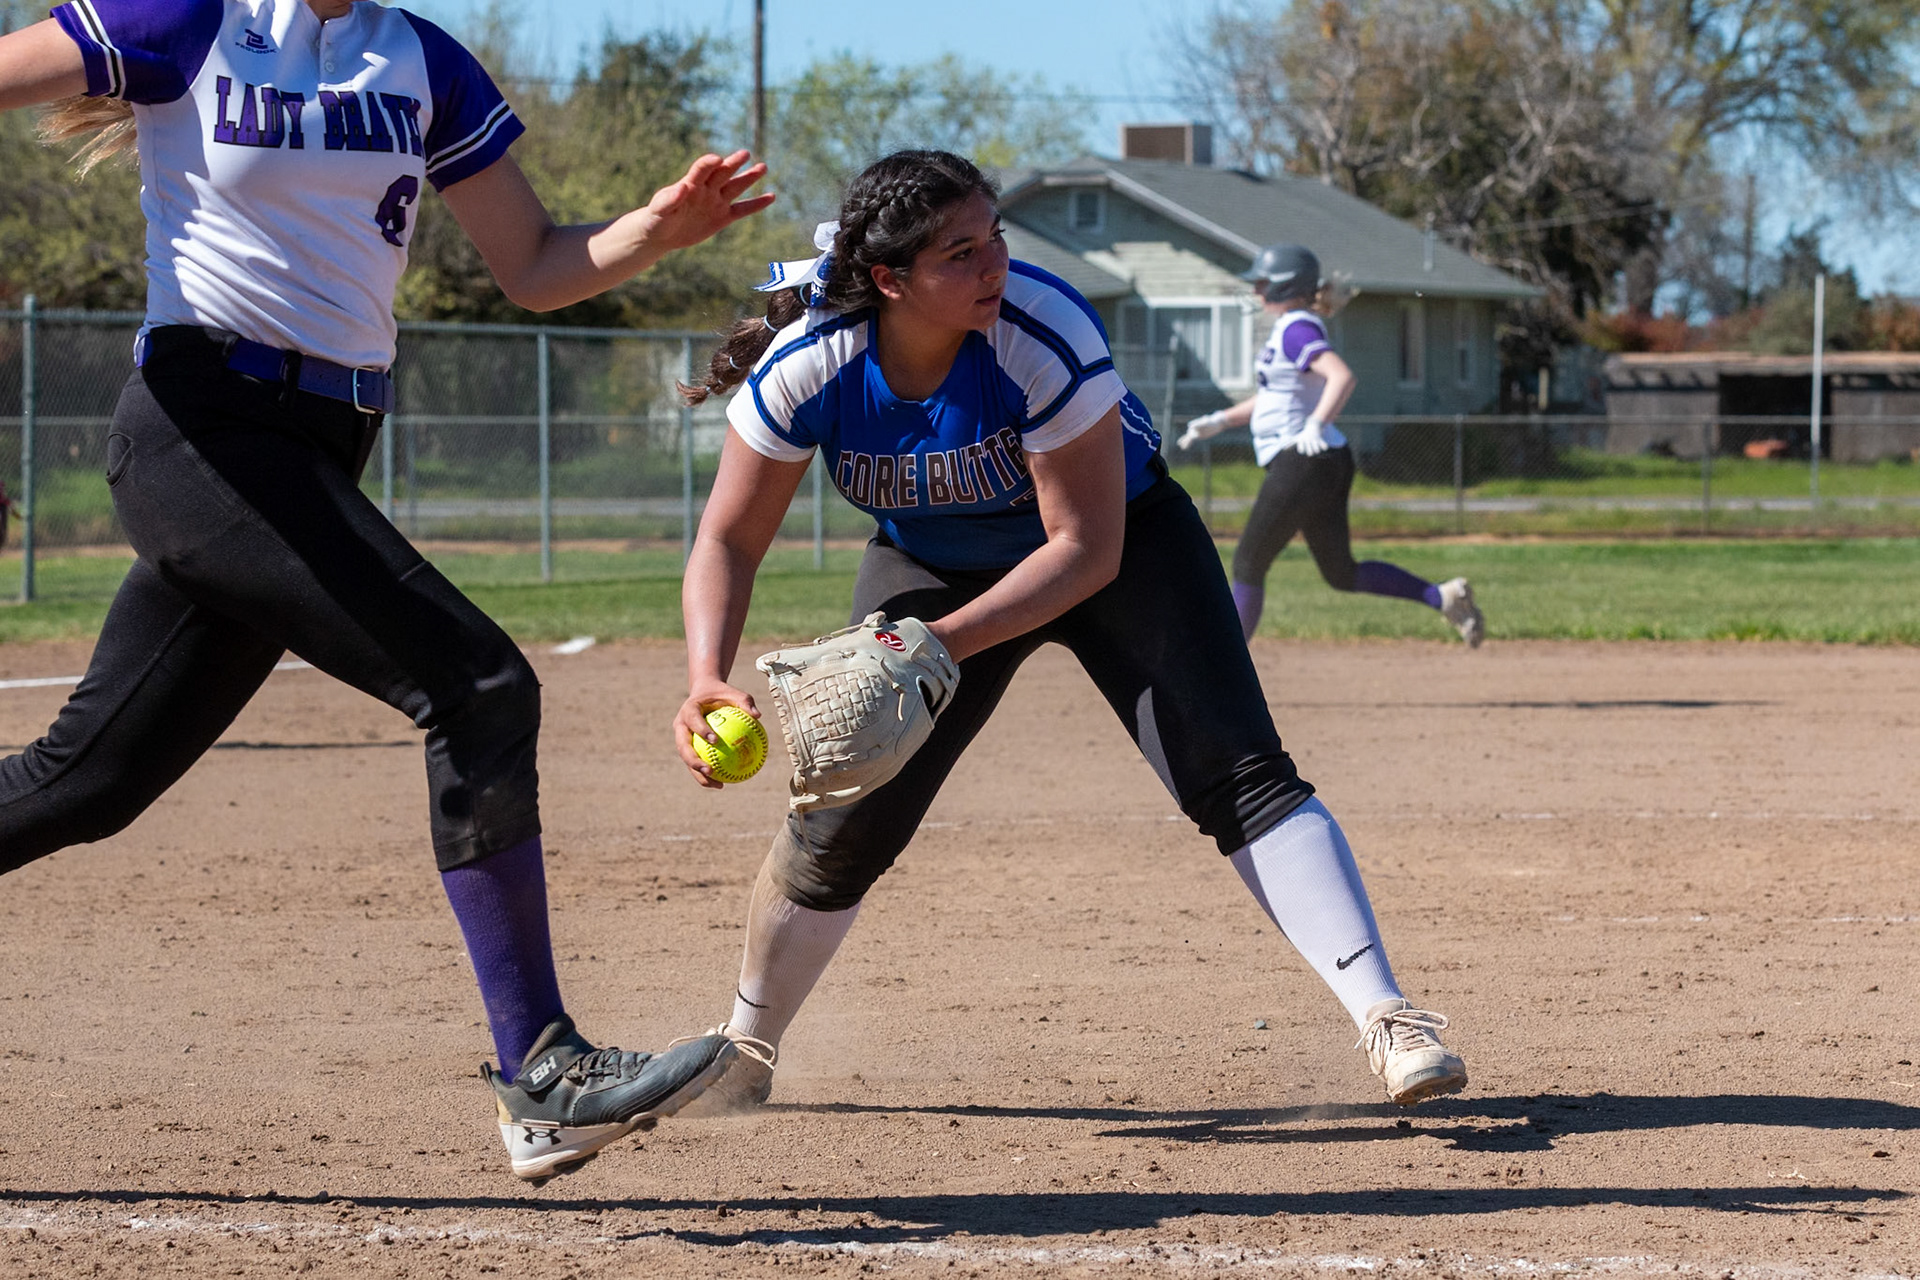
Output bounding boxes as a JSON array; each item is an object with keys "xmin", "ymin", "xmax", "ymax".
[
  {"xmin": 727, "ymin": 262, "xmax": 1164, "ymax": 571},
  {"xmin": 51, "ymin": 0, "xmax": 523, "ymax": 369}
]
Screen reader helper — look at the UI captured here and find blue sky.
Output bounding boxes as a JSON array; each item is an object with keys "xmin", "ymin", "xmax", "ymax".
[
  {"xmin": 415, "ymin": 0, "xmax": 1907, "ymax": 296},
  {"xmin": 414, "ymin": 0, "xmax": 1184, "ymax": 155}
]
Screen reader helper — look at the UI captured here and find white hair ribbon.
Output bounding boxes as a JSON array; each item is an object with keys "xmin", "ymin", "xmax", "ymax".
[{"xmin": 754, "ymin": 221, "xmax": 840, "ymax": 304}]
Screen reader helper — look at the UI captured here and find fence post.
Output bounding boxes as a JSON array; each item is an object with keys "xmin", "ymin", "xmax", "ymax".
[
  {"xmin": 1811, "ymin": 273, "xmax": 1824, "ymax": 507},
  {"xmin": 1159, "ymin": 333, "xmax": 1179, "ymax": 446},
  {"xmin": 537, "ymin": 330, "xmax": 552, "ymax": 584},
  {"xmin": 812, "ymin": 454, "xmax": 825, "ymax": 570},
  {"xmin": 404, "ymin": 414, "xmax": 418, "ymax": 538},
  {"xmin": 1452, "ymin": 413, "xmax": 1465, "ymax": 536},
  {"xmin": 1201, "ymin": 438, "xmax": 1213, "ymax": 531},
  {"xmin": 680, "ymin": 337, "xmax": 695, "ymax": 565},
  {"xmin": 1700, "ymin": 419, "xmax": 1713, "ymax": 533},
  {"xmin": 18, "ymin": 294, "xmax": 36, "ymax": 603},
  {"xmin": 381, "ymin": 414, "xmax": 395, "ymax": 520}
]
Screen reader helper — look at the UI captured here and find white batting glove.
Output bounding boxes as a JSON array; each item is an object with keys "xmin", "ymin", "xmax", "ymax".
[
  {"xmin": 1292, "ymin": 415, "xmax": 1332, "ymax": 456},
  {"xmin": 1177, "ymin": 410, "xmax": 1231, "ymax": 450}
]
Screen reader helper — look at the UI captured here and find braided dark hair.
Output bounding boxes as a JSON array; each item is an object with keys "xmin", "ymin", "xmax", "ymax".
[{"xmin": 682, "ymin": 150, "xmax": 999, "ymax": 406}]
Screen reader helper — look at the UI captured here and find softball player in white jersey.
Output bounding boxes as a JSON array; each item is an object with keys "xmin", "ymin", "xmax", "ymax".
[
  {"xmin": 1180, "ymin": 244, "xmax": 1486, "ymax": 646},
  {"xmin": 666, "ymin": 151, "xmax": 1468, "ymax": 1115},
  {"xmin": 0, "ymin": 0, "xmax": 771, "ymax": 1181}
]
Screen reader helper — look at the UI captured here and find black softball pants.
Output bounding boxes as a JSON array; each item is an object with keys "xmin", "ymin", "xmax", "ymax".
[
  {"xmin": 0, "ymin": 327, "xmax": 539, "ymax": 875},
  {"xmin": 1230, "ymin": 444, "xmax": 1360, "ymax": 590},
  {"xmin": 767, "ymin": 476, "xmax": 1315, "ymax": 911}
]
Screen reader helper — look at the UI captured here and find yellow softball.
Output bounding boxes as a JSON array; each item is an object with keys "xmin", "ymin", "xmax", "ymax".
[{"xmin": 692, "ymin": 705, "xmax": 769, "ymax": 784}]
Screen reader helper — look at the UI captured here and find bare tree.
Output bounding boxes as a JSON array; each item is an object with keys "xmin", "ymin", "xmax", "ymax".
[{"xmin": 1174, "ymin": 0, "xmax": 1920, "ymax": 333}]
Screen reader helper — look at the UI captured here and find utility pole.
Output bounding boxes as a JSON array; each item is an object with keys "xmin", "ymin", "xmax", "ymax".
[
  {"xmin": 752, "ymin": 0, "xmax": 767, "ymax": 158},
  {"xmin": 1739, "ymin": 172, "xmax": 1757, "ymax": 311}
]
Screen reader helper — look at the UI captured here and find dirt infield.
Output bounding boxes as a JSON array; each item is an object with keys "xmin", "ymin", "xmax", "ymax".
[{"xmin": 0, "ymin": 637, "xmax": 1915, "ymax": 1277}]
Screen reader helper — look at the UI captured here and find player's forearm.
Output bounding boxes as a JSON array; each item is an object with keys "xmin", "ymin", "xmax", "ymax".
[
  {"xmin": 928, "ymin": 535, "xmax": 1118, "ymax": 662},
  {"xmin": 1220, "ymin": 397, "xmax": 1256, "ymax": 428},
  {"xmin": 498, "ymin": 213, "xmax": 671, "ymax": 313},
  {"xmin": 0, "ymin": 20, "xmax": 88, "ymax": 111},
  {"xmin": 682, "ymin": 539, "xmax": 761, "ymax": 686}
]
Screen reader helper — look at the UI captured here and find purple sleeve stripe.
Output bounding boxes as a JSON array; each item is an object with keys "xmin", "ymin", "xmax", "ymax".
[
  {"xmin": 52, "ymin": 1, "xmax": 124, "ymax": 98},
  {"xmin": 51, "ymin": 0, "xmax": 219, "ymax": 104},
  {"xmin": 426, "ymin": 99, "xmax": 513, "ymax": 173},
  {"xmin": 1292, "ymin": 339, "xmax": 1331, "ymax": 370},
  {"xmin": 425, "ymin": 107, "xmax": 523, "ymax": 190}
]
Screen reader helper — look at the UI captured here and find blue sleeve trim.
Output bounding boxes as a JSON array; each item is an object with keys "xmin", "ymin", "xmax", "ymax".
[
  {"xmin": 744, "ymin": 312, "xmax": 865, "ymax": 449},
  {"xmin": 403, "ymin": 11, "xmax": 524, "ymax": 189},
  {"xmin": 52, "ymin": 0, "xmax": 221, "ymax": 104},
  {"xmin": 1007, "ymin": 259, "xmax": 1111, "ymax": 340},
  {"xmin": 997, "ymin": 299, "xmax": 1093, "ymax": 429}
]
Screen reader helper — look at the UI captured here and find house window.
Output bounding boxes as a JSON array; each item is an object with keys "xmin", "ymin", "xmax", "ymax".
[
  {"xmin": 1068, "ymin": 189, "xmax": 1105, "ymax": 233},
  {"xmin": 1398, "ymin": 300, "xmax": 1425, "ymax": 386},
  {"xmin": 1212, "ymin": 303, "xmax": 1247, "ymax": 383},
  {"xmin": 1153, "ymin": 307, "xmax": 1214, "ymax": 380},
  {"xmin": 1115, "ymin": 301, "xmax": 1254, "ymax": 388},
  {"xmin": 1454, "ymin": 300, "xmax": 1474, "ymax": 387}
]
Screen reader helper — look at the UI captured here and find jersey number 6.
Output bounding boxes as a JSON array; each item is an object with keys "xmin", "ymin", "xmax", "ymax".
[{"xmin": 376, "ymin": 176, "xmax": 421, "ymax": 247}]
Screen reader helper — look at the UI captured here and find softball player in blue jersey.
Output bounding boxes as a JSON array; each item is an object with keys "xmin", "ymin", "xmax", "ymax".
[
  {"xmin": 1180, "ymin": 244, "xmax": 1485, "ymax": 646},
  {"xmin": 0, "ymin": 0, "xmax": 773, "ymax": 1181},
  {"xmin": 669, "ymin": 151, "xmax": 1469, "ymax": 1112}
]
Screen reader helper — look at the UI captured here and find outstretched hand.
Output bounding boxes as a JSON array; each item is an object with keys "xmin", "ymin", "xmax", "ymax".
[{"xmin": 642, "ymin": 151, "xmax": 776, "ymax": 253}]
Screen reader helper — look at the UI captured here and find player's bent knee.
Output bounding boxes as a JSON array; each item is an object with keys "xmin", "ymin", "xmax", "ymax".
[
  {"xmin": 766, "ymin": 822, "xmax": 890, "ymax": 912},
  {"xmin": 440, "ymin": 649, "xmax": 542, "ymax": 745}
]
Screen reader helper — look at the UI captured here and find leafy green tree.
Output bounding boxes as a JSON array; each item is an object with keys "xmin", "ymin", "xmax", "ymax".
[
  {"xmin": 1744, "ymin": 226, "xmax": 1869, "ymax": 354},
  {"xmin": 0, "ymin": 1, "xmax": 146, "ymax": 308},
  {"xmin": 765, "ymin": 53, "xmax": 1093, "ymax": 225},
  {"xmin": 397, "ymin": 30, "xmax": 788, "ymax": 328}
]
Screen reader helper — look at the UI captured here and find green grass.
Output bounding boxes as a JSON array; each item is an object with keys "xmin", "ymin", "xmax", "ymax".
[
  {"xmin": 1243, "ymin": 539, "xmax": 1920, "ymax": 643},
  {"xmin": 3, "ymin": 538, "xmax": 1917, "ymax": 648}
]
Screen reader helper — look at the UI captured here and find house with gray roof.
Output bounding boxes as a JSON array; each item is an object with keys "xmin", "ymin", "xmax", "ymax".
[{"xmin": 998, "ymin": 149, "xmax": 1541, "ymax": 429}]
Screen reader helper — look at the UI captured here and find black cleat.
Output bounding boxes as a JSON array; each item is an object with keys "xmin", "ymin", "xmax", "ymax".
[{"xmin": 484, "ymin": 1014, "xmax": 735, "ymax": 1180}]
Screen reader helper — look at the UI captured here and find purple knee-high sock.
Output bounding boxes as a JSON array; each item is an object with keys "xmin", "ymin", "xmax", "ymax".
[
  {"xmin": 1354, "ymin": 560, "xmax": 1443, "ymax": 609},
  {"xmin": 441, "ymin": 835, "xmax": 566, "ymax": 1082},
  {"xmin": 1231, "ymin": 581, "xmax": 1265, "ymax": 640}
]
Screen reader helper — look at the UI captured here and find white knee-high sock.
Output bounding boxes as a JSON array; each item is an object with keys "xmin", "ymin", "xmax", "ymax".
[
  {"xmin": 1229, "ymin": 797, "xmax": 1403, "ymax": 1027},
  {"xmin": 728, "ymin": 861, "xmax": 862, "ymax": 1048}
]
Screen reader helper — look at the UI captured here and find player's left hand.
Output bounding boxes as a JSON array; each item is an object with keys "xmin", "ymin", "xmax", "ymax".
[
  {"xmin": 640, "ymin": 151, "xmax": 776, "ymax": 252},
  {"xmin": 1293, "ymin": 415, "xmax": 1332, "ymax": 456}
]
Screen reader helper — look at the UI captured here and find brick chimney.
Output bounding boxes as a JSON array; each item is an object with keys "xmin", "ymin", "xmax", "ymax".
[{"xmin": 1120, "ymin": 123, "xmax": 1213, "ymax": 166}]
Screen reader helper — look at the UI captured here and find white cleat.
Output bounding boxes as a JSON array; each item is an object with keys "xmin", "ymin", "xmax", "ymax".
[
  {"xmin": 669, "ymin": 1023, "xmax": 777, "ymax": 1116},
  {"xmin": 1437, "ymin": 578, "xmax": 1485, "ymax": 648},
  {"xmin": 1358, "ymin": 998, "xmax": 1468, "ymax": 1106}
]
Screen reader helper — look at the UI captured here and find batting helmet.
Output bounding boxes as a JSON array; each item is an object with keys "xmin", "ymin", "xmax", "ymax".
[{"xmin": 1241, "ymin": 244, "xmax": 1323, "ymax": 304}]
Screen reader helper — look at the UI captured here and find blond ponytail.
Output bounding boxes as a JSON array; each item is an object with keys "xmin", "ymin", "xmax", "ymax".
[{"xmin": 38, "ymin": 95, "xmax": 137, "ymax": 177}]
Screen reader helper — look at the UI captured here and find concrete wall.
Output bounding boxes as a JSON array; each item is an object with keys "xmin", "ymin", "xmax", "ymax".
[{"xmin": 1831, "ymin": 373, "xmax": 1920, "ymax": 463}]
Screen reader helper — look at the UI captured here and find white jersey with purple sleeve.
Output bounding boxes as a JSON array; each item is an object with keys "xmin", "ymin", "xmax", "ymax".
[
  {"xmin": 1249, "ymin": 309, "xmax": 1348, "ymax": 466},
  {"xmin": 727, "ymin": 261, "xmax": 1164, "ymax": 571},
  {"xmin": 51, "ymin": 0, "xmax": 523, "ymax": 369}
]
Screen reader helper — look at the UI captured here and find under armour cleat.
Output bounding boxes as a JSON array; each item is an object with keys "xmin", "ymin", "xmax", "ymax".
[
  {"xmin": 671, "ymin": 1023, "xmax": 777, "ymax": 1116},
  {"xmin": 1358, "ymin": 998, "xmax": 1468, "ymax": 1106},
  {"xmin": 484, "ymin": 1014, "xmax": 736, "ymax": 1181},
  {"xmin": 1438, "ymin": 578, "xmax": 1485, "ymax": 648}
]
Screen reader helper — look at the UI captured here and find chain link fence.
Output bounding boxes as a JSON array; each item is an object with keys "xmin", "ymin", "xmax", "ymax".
[
  {"xmin": 1175, "ymin": 414, "xmax": 1920, "ymax": 540},
  {"xmin": 5, "ymin": 308, "xmax": 1919, "ymax": 601}
]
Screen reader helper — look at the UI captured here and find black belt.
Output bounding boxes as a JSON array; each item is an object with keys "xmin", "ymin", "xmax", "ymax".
[{"xmin": 135, "ymin": 327, "xmax": 395, "ymax": 415}]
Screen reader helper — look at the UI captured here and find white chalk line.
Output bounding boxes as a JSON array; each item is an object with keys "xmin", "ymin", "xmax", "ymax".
[
  {"xmin": 0, "ymin": 659, "xmax": 313, "ymax": 691},
  {"xmin": 0, "ymin": 1203, "xmax": 1907, "ymax": 1277},
  {"xmin": 0, "ymin": 637, "xmax": 598, "ymax": 692}
]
